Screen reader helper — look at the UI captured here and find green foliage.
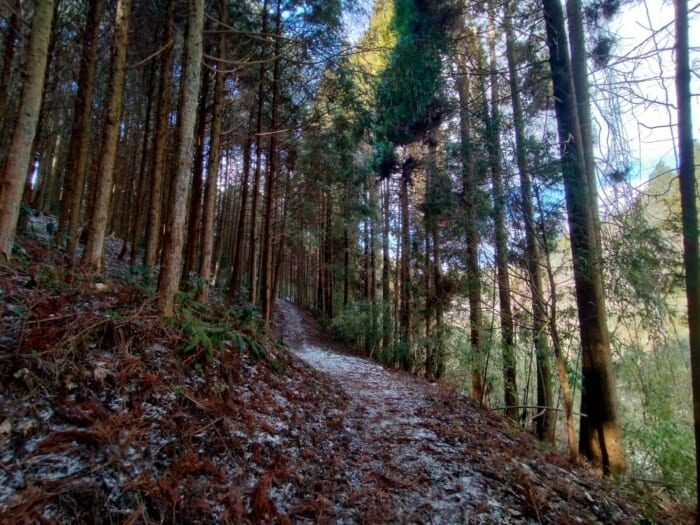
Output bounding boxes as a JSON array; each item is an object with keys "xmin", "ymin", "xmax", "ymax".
[
  {"xmin": 618, "ymin": 340, "xmax": 695, "ymax": 501},
  {"xmin": 373, "ymin": 0, "xmax": 457, "ymax": 146},
  {"xmin": 36, "ymin": 266, "xmax": 69, "ymax": 291},
  {"xmin": 331, "ymin": 300, "xmax": 382, "ymax": 354},
  {"xmin": 393, "ymin": 341, "xmax": 413, "ymax": 371},
  {"xmin": 168, "ymin": 293, "xmax": 272, "ymax": 368},
  {"xmin": 177, "ymin": 316, "xmax": 228, "ymax": 363}
]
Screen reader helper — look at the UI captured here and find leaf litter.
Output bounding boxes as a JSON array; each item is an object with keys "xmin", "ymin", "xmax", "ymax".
[{"xmin": 0, "ymin": 214, "xmax": 693, "ymax": 524}]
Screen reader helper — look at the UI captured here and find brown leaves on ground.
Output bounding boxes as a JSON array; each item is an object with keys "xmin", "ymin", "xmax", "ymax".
[{"xmin": 0, "ymin": 219, "xmax": 695, "ymax": 524}]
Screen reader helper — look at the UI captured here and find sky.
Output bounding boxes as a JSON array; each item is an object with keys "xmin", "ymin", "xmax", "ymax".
[
  {"xmin": 343, "ymin": 0, "xmax": 698, "ymax": 181},
  {"xmin": 591, "ymin": 0, "xmax": 699, "ymax": 182}
]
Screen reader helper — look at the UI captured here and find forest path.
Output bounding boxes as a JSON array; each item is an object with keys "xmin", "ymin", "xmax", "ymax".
[
  {"xmin": 272, "ymin": 299, "xmax": 639, "ymax": 524},
  {"xmin": 273, "ymin": 299, "xmax": 518, "ymax": 523}
]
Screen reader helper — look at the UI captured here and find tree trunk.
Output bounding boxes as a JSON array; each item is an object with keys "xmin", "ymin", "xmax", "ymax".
[
  {"xmin": 261, "ymin": 0, "xmax": 282, "ymax": 323},
  {"xmin": 83, "ymin": 0, "xmax": 132, "ymax": 273},
  {"xmin": 565, "ymin": 0, "xmax": 601, "ymax": 248},
  {"xmin": 382, "ymin": 177, "xmax": 393, "ymax": 355},
  {"xmin": 0, "ymin": 0, "xmax": 20, "ymax": 150},
  {"xmin": 197, "ymin": 0, "xmax": 227, "ymax": 303},
  {"xmin": 542, "ymin": 0, "xmax": 625, "ymax": 475},
  {"xmin": 537, "ymin": 187, "xmax": 578, "ymax": 461},
  {"xmin": 433, "ymin": 224, "xmax": 445, "ymax": 378},
  {"xmin": 504, "ymin": 1, "xmax": 555, "ymax": 439},
  {"xmin": 58, "ymin": 0, "xmax": 102, "ymax": 252},
  {"xmin": 248, "ymin": 0, "xmax": 269, "ymax": 307},
  {"xmin": 144, "ymin": 0, "xmax": 175, "ymax": 271},
  {"xmin": 399, "ymin": 159, "xmax": 413, "ymax": 357},
  {"xmin": 456, "ymin": 38, "xmax": 484, "ymax": 402},
  {"xmin": 226, "ymin": 109, "xmax": 254, "ymax": 303},
  {"xmin": 157, "ymin": 0, "xmax": 204, "ymax": 316},
  {"xmin": 672, "ymin": 0, "xmax": 700, "ymax": 512},
  {"xmin": 486, "ymin": 1, "xmax": 517, "ymax": 421},
  {"xmin": 183, "ymin": 69, "xmax": 210, "ymax": 284},
  {"xmin": 0, "ymin": 0, "xmax": 54, "ymax": 264},
  {"xmin": 129, "ymin": 63, "xmax": 158, "ymax": 265}
]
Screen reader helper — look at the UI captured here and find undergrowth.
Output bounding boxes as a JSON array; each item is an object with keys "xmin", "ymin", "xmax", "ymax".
[{"xmin": 0, "ymin": 235, "xmax": 331, "ymax": 523}]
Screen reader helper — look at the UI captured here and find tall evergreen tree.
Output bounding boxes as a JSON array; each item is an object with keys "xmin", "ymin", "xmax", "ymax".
[
  {"xmin": 83, "ymin": 0, "xmax": 133, "ymax": 273},
  {"xmin": 673, "ymin": 0, "xmax": 700, "ymax": 511},
  {"xmin": 0, "ymin": 0, "xmax": 54, "ymax": 264},
  {"xmin": 158, "ymin": 0, "xmax": 204, "ymax": 315},
  {"xmin": 541, "ymin": 0, "xmax": 626, "ymax": 475}
]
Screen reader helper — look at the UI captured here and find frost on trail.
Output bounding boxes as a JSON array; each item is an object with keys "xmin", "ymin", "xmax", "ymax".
[
  {"xmin": 0, "ymin": 221, "xmax": 663, "ymax": 524},
  {"xmin": 295, "ymin": 343, "xmax": 495, "ymax": 523},
  {"xmin": 275, "ymin": 299, "xmax": 645, "ymax": 524}
]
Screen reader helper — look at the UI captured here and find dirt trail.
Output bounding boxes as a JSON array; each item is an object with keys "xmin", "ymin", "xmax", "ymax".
[
  {"xmin": 273, "ymin": 299, "xmax": 642, "ymax": 524},
  {"xmin": 277, "ymin": 302, "xmax": 494, "ymax": 523},
  {"xmin": 275, "ymin": 300, "xmax": 493, "ymax": 523}
]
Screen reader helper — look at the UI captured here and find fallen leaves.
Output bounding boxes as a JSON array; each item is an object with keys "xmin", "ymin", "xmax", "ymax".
[{"xmin": 0, "ymin": 226, "xmax": 692, "ymax": 524}]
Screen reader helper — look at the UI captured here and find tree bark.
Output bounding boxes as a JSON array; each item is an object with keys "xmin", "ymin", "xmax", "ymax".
[
  {"xmin": 456, "ymin": 35, "xmax": 484, "ymax": 402},
  {"xmin": 83, "ymin": 0, "xmax": 132, "ymax": 273},
  {"xmin": 565, "ymin": 0, "xmax": 601, "ymax": 248},
  {"xmin": 486, "ymin": 1, "xmax": 518, "ymax": 421},
  {"xmin": 504, "ymin": 1, "xmax": 555, "ymax": 439},
  {"xmin": 58, "ymin": 0, "xmax": 102, "ymax": 252},
  {"xmin": 261, "ymin": 0, "xmax": 282, "ymax": 323},
  {"xmin": 248, "ymin": 0, "xmax": 269, "ymax": 307},
  {"xmin": 197, "ymin": 0, "xmax": 227, "ymax": 303},
  {"xmin": 144, "ymin": 0, "xmax": 175, "ymax": 270},
  {"xmin": 672, "ymin": 0, "xmax": 700, "ymax": 513},
  {"xmin": 0, "ymin": 0, "xmax": 54, "ymax": 264},
  {"xmin": 183, "ymin": 69, "xmax": 210, "ymax": 283},
  {"xmin": 542, "ymin": 0, "xmax": 625, "ymax": 475},
  {"xmin": 226, "ymin": 109, "xmax": 254, "ymax": 303},
  {"xmin": 399, "ymin": 158, "xmax": 413, "ymax": 358},
  {"xmin": 158, "ymin": 0, "xmax": 204, "ymax": 316},
  {"xmin": 382, "ymin": 177, "xmax": 393, "ymax": 355},
  {"xmin": 0, "ymin": 0, "xmax": 20, "ymax": 148}
]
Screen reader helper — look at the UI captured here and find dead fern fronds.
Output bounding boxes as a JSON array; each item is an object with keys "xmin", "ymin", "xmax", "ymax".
[{"xmin": 252, "ymin": 471, "xmax": 274, "ymax": 523}]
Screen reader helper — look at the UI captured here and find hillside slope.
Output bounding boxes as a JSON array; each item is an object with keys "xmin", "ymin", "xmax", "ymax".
[{"xmin": 0, "ymin": 217, "xmax": 692, "ymax": 523}]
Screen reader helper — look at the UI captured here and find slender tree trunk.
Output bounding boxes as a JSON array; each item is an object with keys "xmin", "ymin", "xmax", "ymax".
[
  {"xmin": 433, "ymin": 224, "xmax": 445, "ymax": 378},
  {"xmin": 344, "ymin": 227, "xmax": 350, "ymax": 306},
  {"xmin": 144, "ymin": 0, "xmax": 175, "ymax": 270},
  {"xmin": 197, "ymin": 1, "xmax": 227, "ymax": 302},
  {"xmin": 0, "ymin": 0, "xmax": 54, "ymax": 264},
  {"xmin": 83, "ymin": 0, "xmax": 132, "ymax": 273},
  {"xmin": 261, "ymin": 0, "xmax": 282, "ymax": 323},
  {"xmin": 456, "ymin": 42, "xmax": 484, "ymax": 402},
  {"xmin": 542, "ymin": 0, "xmax": 625, "ymax": 475},
  {"xmin": 486, "ymin": 2, "xmax": 517, "ymax": 420},
  {"xmin": 227, "ymin": 110, "xmax": 254, "ymax": 303},
  {"xmin": 399, "ymin": 159, "xmax": 413, "ymax": 357},
  {"xmin": 672, "ymin": 0, "xmax": 700, "ymax": 513},
  {"xmin": 536, "ymin": 187, "xmax": 578, "ymax": 461},
  {"xmin": 382, "ymin": 177, "xmax": 393, "ymax": 355},
  {"xmin": 248, "ymin": 0, "xmax": 269, "ymax": 307},
  {"xmin": 58, "ymin": 0, "xmax": 102, "ymax": 251},
  {"xmin": 129, "ymin": 63, "xmax": 157, "ymax": 265},
  {"xmin": 504, "ymin": 1, "xmax": 555, "ymax": 438},
  {"xmin": 158, "ymin": 0, "xmax": 204, "ymax": 316},
  {"xmin": 183, "ymin": 70, "xmax": 210, "ymax": 283}
]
